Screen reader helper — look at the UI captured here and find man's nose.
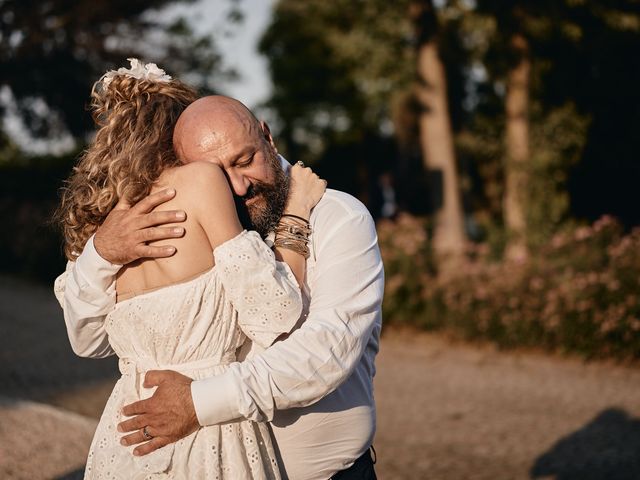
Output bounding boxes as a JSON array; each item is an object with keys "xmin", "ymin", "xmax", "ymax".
[{"xmin": 228, "ymin": 171, "xmax": 250, "ymax": 197}]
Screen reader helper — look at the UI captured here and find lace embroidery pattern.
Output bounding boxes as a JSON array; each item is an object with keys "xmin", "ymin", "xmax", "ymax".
[{"xmin": 214, "ymin": 231, "xmax": 302, "ymax": 348}]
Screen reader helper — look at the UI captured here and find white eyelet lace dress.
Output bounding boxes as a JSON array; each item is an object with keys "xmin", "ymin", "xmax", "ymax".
[{"xmin": 80, "ymin": 231, "xmax": 302, "ymax": 479}]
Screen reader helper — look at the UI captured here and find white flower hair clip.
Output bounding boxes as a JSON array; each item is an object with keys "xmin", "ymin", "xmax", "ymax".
[{"xmin": 100, "ymin": 58, "xmax": 172, "ymax": 87}]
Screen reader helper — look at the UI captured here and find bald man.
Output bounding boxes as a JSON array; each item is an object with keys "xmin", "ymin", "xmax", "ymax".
[{"xmin": 57, "ymin": 96, "xmax": 383, "ymax": 480}]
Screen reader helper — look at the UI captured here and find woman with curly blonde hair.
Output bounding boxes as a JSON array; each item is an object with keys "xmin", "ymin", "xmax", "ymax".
[
  {"xmin": 55, "ymin": 59, "xmax": 325, "ymax": 479},
  {"xmin": 57, "ymin": 60, "xmax": 198, "ymax": 260}
]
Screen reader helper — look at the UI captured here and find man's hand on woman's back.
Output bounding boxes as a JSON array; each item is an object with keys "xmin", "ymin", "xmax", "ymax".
[{"xmin": 94, "ymin": 188, "xmax": 187, "ymax": 265}]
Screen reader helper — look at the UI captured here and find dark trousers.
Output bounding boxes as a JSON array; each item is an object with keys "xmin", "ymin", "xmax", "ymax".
[{"xmin": 331, "ymin": 447, "xmax": 377, "ymax": 480}]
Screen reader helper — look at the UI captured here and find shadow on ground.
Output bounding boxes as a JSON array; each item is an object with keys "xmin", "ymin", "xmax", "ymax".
[
  {"xmin": 531, "ymin": 408, "xmax": 640, "ymax": 480},
  {"xmin": 56, "ymin": 469, "xmax": 85, "ymax": 479}
]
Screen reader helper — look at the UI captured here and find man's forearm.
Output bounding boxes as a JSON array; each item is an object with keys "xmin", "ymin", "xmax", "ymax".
[{"xmin": 191, "ymin": 303, "xmax": 381, "ymax": 425}]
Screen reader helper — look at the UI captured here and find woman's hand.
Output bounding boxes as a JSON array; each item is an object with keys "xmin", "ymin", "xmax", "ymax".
[{"xmin": 285, "ymin": 163, "xmax": 327, "ymax": 219}]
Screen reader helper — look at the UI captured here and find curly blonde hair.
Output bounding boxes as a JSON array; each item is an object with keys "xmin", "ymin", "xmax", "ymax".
[{"xmin": 57, "ymin": 73, "xmax": 198, "ymax": 260}]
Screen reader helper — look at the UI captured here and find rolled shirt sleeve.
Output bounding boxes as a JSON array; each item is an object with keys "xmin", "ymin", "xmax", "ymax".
[
  {"xmin": 54, "ymin": 235, "xmax": 119, "ymax": 358},
  {"xmin": 191, "ymin": 205, "xmax": 384, "ymax": 425}
]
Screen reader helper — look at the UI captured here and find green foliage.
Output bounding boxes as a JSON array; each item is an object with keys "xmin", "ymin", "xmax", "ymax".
[
  {"xmin": 526, "ymin": 102, "xmax": 590, "ymax": 248},
  {"xmin": 377, "ymin": 215, "xmax": 435, "ymax": 326},
  {"xmin": 0, "ymin": 131, "xmax": 23, "ymax": 165},
  {"xmin": 259, "ymin": 0, "xmax": 414, "ymax": 162},
  {"xmin": 458, "ymin": 101, "xmax": 591, "ymax": 254},
  {"xmin": 380, "ymin": 214, "xmax": 640, "ymax": 359}
]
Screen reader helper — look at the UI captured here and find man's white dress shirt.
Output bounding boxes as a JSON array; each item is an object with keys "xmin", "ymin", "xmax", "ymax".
[{"xmin": 56, "ymin": 187, "xmax": 384, "ymax": 480}]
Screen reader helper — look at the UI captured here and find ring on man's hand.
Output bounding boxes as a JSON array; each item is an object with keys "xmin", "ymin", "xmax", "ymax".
[
  {"xmin": 296, "ymin": 161, "xmax": 305, "ymax": 167},
  {"xmin": 142, "ymin": 426, "xmax": 153, "ymax": 440}
]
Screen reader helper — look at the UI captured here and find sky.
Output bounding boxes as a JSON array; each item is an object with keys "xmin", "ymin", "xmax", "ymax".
[
  {"xmin": 213, "ymin": 0, "xmax": 276, "ymax": 108},
  {"xmin": 154, "ymin": 0, "xmax": 275, "ymax": 109}
]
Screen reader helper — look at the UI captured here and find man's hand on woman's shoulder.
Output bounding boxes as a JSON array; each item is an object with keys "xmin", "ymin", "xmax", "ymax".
[{"xmin": 94, "ymin": 188, "xmax": 187, "ymax": 265}]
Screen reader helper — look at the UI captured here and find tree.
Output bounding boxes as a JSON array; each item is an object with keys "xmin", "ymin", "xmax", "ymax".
[
  {"xmin": 0, "ymin": 0, "xmax": 238, "ymax": 149},
  {"xmin": 410, "ymin": 0, "xmax": 467, "ymax": 259},
  {"xmin": 503, "ymin": 9, "xmax": 531, "ymax": 260},
  {"xmin": 260, "ymin": 1, "xmax": 472, "ymax": 227},
  {"xmin": 457, "ymin": 0, "xmax": 596, "ymax": 253},
  {"xmin": 259, "ymin": 0, "xmax": 413, "ymax": 162}
]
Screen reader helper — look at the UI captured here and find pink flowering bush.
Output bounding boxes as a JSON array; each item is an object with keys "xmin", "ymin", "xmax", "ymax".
[{"xmin": 378, "ymin": 214, "xmax": 640, "ymax": 358}]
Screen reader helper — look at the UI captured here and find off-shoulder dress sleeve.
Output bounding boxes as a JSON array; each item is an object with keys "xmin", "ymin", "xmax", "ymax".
[
  {"xmin": 214, "ymin": 230, "xmax": 303, "ymax": 349},
  {"xmin": 53, "ymin": 236, "xmax": 118, "ymax": 358}
]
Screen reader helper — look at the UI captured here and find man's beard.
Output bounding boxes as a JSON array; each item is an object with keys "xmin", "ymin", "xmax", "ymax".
[{"xmin": 236, "ymin": 151, "xmax": 289, "ymax": 237}]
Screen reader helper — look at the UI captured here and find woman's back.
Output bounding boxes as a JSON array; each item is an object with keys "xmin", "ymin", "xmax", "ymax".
[{"xmin": 115, "ymin": 161, "xmax": 242, "ymax": 301}]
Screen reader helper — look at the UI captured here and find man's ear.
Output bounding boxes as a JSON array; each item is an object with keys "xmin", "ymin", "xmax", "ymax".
[{"xmin": 260, "ymin": 121, "xmax": 277, "ymax": 152}]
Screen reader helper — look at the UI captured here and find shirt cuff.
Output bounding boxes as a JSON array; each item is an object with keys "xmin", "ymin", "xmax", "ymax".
[
  {"xmin": 74, "ymin": 235, "xmax": 122, "ymax": 293},
  {"xmin": 191, "ymin": 371, "xmax": 240, "ymax": 426}
]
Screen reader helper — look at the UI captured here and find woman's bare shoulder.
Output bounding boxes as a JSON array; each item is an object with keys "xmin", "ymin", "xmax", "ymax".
[
  {"xmin": 162, "ymin": 161, "xmax": 225, "ymax": 182},
  {"xmin": 159, "ymin": 162, "xmax": 241, "ymax": 247},
  {"xmin": 158, "ymin": 162, "xmax": 230, "ymax": 196}
]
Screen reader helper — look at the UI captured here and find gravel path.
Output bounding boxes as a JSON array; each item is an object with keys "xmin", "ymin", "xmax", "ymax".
[
  {"xmin": 0, "ymin": 397, "xmax": 97, "ymax": 480},
  {"xmin": 1, "ymin": 276, "xmax": 639, "ymax": 479},
  {"xmin": 374, "ymin": 330, "xmax": 640, "ymax": 479}
]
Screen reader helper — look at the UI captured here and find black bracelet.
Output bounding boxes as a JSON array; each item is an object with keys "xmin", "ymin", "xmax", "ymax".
[{"xmin": 281, "ymin": 213, "xmax": 310, "ymax": 224}]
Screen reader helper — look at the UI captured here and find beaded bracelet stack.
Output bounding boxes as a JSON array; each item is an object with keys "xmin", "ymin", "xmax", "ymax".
[{"xmin": 274, "ymin": 213, "xmax": 312, "ymax": 259}]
